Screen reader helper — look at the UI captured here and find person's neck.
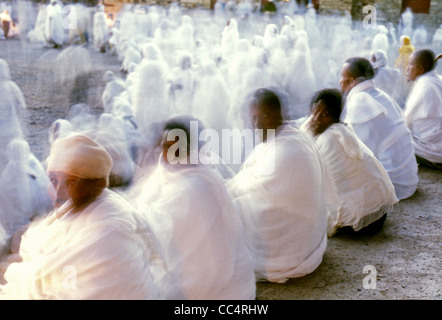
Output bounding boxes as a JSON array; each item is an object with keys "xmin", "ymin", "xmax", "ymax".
[
  {"xmin": 263, "ymin": 123, "xmax": 283, "ymax": 142},
  {"xmin": 71, "ymin": 189, "xmax": 105, "ymax": 214}
]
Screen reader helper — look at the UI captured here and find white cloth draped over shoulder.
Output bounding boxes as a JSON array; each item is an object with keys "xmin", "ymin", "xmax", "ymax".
[
  {"xmin": 132, "ymin": 159, "xmax": 256, "ymax": 300},
  {"xmin": 312, "ymin": 123, "xmax": 398, "ymax": 235},
  {"xmin": 404, "ymin": 70, "xmax": 442, "ymax": 164},
  {"xmin": 341, "ymin": 80, "xmax": 418, "ymax": 200},
  {"xmin": 0, "ymin": 189, "xmax": 164, "ymax": 300},
  {"xmin": 0, "ymin": 138, "xmax": 53, "ymax": 255},
  {"xmin": 226, "ymin": 125, "xmax": 338, "ymax": 283}
]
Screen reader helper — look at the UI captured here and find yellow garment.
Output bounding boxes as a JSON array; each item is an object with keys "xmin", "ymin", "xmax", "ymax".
[{"xmin": 394, "ymin": 37, "xmax": 415, "ymax": 73}]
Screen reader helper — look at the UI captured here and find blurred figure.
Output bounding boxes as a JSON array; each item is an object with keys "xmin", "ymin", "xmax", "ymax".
[
  {"xmin": 93, "ymin": 3, "xmax": 109, "ymax": 53},
  {"xmin": 100, "ymin": 70, "xmax": 126, "ymax": 114},
  {"xmin": 66, "ymin": 103, "xmax": 96, "ymax": 132},
  {"xmin": 393, "ymin": 35, "xmax": 415, "ymax": 108},
  {"xmin": 193, "ymin": 59, "xmax": 232, "ymax": 134},
  {"xmin": 301, "ymin": 89, "xmax": 398, "ymax": 236},
  {"xmin": 227, "ymin": 88, "xmax": 338, "ymax": 283},
  {"xmin": 399, "ymin": 7, "xmax": 413, "ymax": 39},
  {"xmin": 26, "ymin": 2, "xmax": 47, "ymax": 44},
  {"xmin": 130, "ymin": 116, "xmax": 256, "ymax": 299},
  {"xmin": 45, "ymin": 0, "xmax": 64, "ymax": 48},
  {"xmin": 132, "ymin": 43, "xmax": 170, "ymax": 135},
  {"xmin": 0, "ymin": 134, "xmax": 164, "ymax": 299},
  {"xmin": 284, "ymin": 36, "xmax": 317, "ymax": 119},
  {"xmin": 0, "ymin": 59, "xmax": 27, "ymax": 173},
  {"xmin": 48, "ymin": 118, "xmax": 73, "ymax": 145},
  {"xmin": 395, "ymin": 35, "xmax": 415, "ymax": 74},
  {"xmin": 371, "ymin": 25, "xmax": 389, "ymax": 54},
  {"xmin": 0, "ymin": 9, "xmax": 12, "ymax": 39},
  {"xmin": 370, "ymin": 50, "xmax": 401, "ymax": 99},
  {"xmin": 412, "ymin": 25, "xmax": 428, "ymax": 48},
  {"xmin": 340, "ymin": 57, "xmax": 418, "ymax": 200},
  {"xmin": 221, "ymin": 18, "xmax": 239, "ymax": 61},
  {"xmin": 86, "ymin": 113, "xmax": 136, "ymax": 189},
  {"xmin": 0, "ymin": 138, "xmax": 53, "ymax": 259},
  {"xmin": 404, "ymin": 50, "xmax": 442, "ymax": 169},
  {"xmin": 169, "ymin": 50, "xmax": 195, "ymax": 116},
  {"xmin": 431, "ymin": 25, "xmax": 442, "ymax": 51}
]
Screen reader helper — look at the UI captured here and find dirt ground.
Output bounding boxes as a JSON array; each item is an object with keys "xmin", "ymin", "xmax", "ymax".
[{"xmin": 0, "ymin": 38, "xmax": 440, "ymax": 300}]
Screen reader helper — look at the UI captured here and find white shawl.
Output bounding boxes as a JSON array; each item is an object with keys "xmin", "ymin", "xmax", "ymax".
[
  {"xmin": 0, "ymin": 189, "xmax": 163, "ymax": 300},
  {"xmin": 227, "ymin": 125, "xmax": 338, "ymax": 283},
  {"xmin": 133, "ymin": 160, "xmax": 256, "ymax": 300},
  {"xmin": 404, "ymin": 71, "xmax": 442, "ymax": 163},
  {"xmin": 342, "ymin": 80, "xmax": 418, "ymax": 200},
  {"xmin": 315, "ymin": 123, "xmax": 398, "ymax": 235}
]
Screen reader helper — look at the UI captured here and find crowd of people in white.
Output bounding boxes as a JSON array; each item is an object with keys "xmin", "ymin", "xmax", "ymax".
[{"xmin": 0, "ymin": 0, "xmax": 441, "ymax": 299}]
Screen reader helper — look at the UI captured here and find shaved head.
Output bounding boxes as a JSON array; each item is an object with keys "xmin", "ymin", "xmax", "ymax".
[
  {"xmin": 407, "ymin": 49, "xmax": 440, "ymax": 81},
  {"xmin": 412, "ymin": 49, "xmax": 436, "ymax": 73}
]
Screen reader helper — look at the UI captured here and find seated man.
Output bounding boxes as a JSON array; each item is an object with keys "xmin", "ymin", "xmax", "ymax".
[
  {"xmin": 404, "ymin": 49, "xmax": 442, "ymax": 169},
  {"xmin": 227, "ymin": 88, "xmax": 338, "ymax": 283},
  {"xmin": 0, "ymin": 134, "xmax": 164, "ymax": 299},
  {"xmin": 340, "ymin": 57, "xmax": 418, "ymax": 200},
  {"xmin": 301, "ymin": 88, "xmax": 398, "ymax": 236},
  {"xmin": 129, "ymin": 115, "xmax": 256, "ymax": 300}
]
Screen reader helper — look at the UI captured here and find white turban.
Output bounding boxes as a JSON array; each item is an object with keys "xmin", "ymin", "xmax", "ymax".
[{"xmin": 47, "ymin": 134, "xmax": 113, "ymax": 180}]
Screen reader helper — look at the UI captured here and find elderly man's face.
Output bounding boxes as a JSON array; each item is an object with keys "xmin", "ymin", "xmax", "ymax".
[
  {"xmin": 406, "ymin": 54, "xmax": 422, "ymax": 82},
  {"xmin": 48, "ymin": 171, "xmax": 104, "ymax": 209},
  {"xmin": 48, "ymin": 171, "xmax": 80, "ymax": 208}
]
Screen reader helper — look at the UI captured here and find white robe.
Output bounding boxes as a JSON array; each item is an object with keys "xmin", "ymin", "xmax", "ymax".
[
  {"xmin": 309, "ymin": 123, "xmax": 398, "ymax": 235},
  {"xmin": 93, "ymin": 9, "xmax": 109, "ymax": 50},
  {"xmin": 342, "ymin": 80, "xmax": 418, "ymax": 200},
  {"xmin": 0, "ymin": 138, "xmax": 53, "ymax": 250},
  {"xmin": 404, "ymin": 71, "xmax": 442, "ymax": 164},
  {"xmin": 0, "ymin": 60, "xmax": 27, "ymax": 172},
  {"xmin": 132, "ymin": 58, "xmax": 170, "ymax": 133},
  {"xmin": 132, "ymin": 160, "xmax": 256, "ymax": 300},
  {"xmin": 227, "ymin": 125, "xmax": 338, "ymax": 283},
  {"xmin": 0, "ymin": 189, "xmax": 163, "ymax": 299},
  {"xmin": 45, "ymin": 2, "xmax": 64, "ymax": 46}
]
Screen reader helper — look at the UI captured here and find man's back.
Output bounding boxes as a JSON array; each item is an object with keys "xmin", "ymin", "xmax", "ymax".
[
  {"xmin": 227, "ymin": 125, "xmax": 336, "ymax": 283},
  {"xmin": 134, "ymin": 162, "xmax": 256, "ymax": 300},
  {"xmin": 342, "ymin": 80, "xmax": 418, "ymax": 200},
  {"xmin": 404, "ymin": 70, "xmax": 442, "ymax": 164},
  {"xmin": 315, "ymin": 123, "xmax": 398, "ymax": 234}
]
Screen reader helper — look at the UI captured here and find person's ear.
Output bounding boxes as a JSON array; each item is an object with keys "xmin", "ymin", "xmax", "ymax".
[{"xmin": 417, "ymin": 64, "xmax": 425, "ymax": 76}]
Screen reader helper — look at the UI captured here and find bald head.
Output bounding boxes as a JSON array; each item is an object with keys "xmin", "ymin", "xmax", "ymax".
[
  {"xmin": 414, "ymin": 49, "xmax": 436, "ymax": 72},
  {"xmin": 249, "ymin": 88, "xmax": 282, "ymax": 113},
  {"xmin": 340, "ymin": 57, "xmax": 374, "ymax": 95},
  {"xmin": 406, "ymin": 49, "xmax": 438, "ymax": 81}
]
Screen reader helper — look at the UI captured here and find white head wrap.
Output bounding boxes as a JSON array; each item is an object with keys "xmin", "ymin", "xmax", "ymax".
[
  {"xmin": 370, "ymin": 50, "xmax": 388, "ymax": 70},
  {"xmin": 47, "ymin": 134, "xmax": 113, "ymax": 180}
]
